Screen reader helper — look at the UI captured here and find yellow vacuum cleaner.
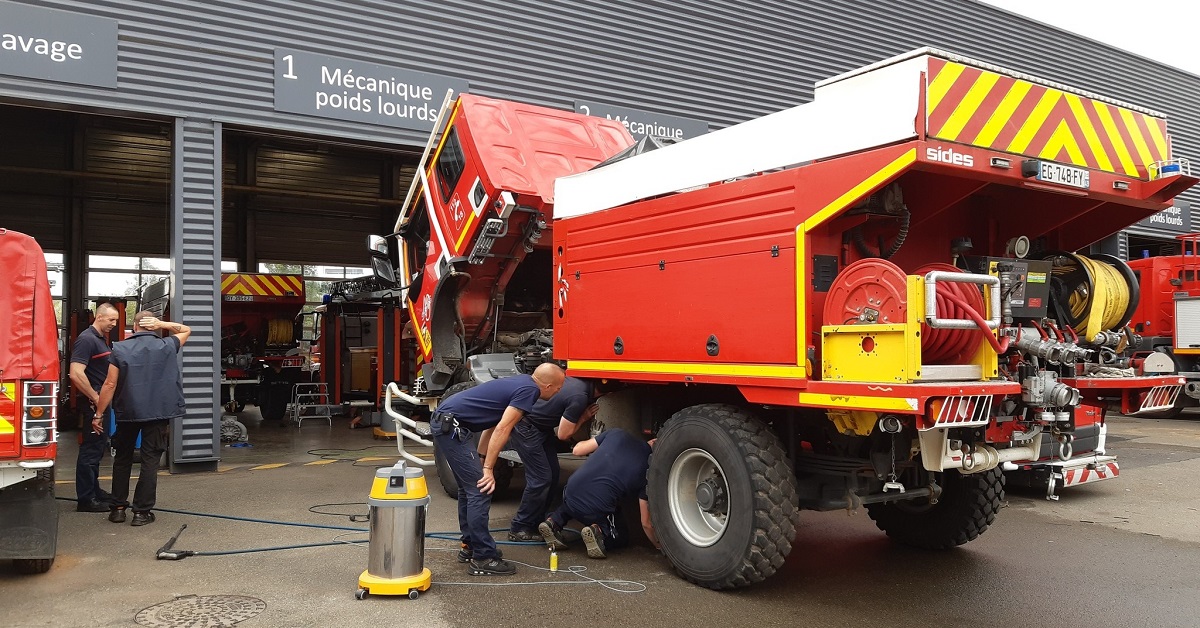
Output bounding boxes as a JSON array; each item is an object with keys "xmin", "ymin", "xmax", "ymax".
[{"xmin": 356, "ymin": 461, "xmax": 432, "ymax": 600}]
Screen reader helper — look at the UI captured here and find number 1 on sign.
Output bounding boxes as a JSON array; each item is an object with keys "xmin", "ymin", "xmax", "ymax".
[{"xmin": 282, "ymin": 54, "xmax": 297, "ymax": 79}]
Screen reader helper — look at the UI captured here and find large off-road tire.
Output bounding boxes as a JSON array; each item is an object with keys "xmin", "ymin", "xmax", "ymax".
[
  {"xmin": 13, "ymin": 558, "xmax": 53, "ymax": 574},
  {"xmin": 433, "ymin": 381, "xmax": 513, "ymax": 499},
  {"xmin": 648, "ymin": 404, "xmax": 798, "ymax": 590},
  {"xmin": 866, "ymin": 466, "xmax": 1004, "ymax": 549}
]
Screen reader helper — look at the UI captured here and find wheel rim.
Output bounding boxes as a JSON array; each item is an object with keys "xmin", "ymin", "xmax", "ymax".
[{"xmin": 668, "ymin": 448, "xmax": 729, "ymax": 547}]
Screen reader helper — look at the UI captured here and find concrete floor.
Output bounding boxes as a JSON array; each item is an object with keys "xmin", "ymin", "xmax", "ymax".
[{"xmin": 3, "ymin": 408, "xmax": 1200, "ymax": 628}]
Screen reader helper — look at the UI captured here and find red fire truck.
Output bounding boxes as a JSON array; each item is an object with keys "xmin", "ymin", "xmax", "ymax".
[
  {"xmin": 1127, "ymin": 232, "xmax": 1200, "ymax": 416},
  {"xmin": 380, "ymin": 49, "xmax": 1195, "ymax": 588},
  {"xmin": 217, "ymin": 272, "xmax": 307, "ymax": 414},
  {"xmin": 0, "ymin": 229, "xmax": 61, "ymax": 574}
]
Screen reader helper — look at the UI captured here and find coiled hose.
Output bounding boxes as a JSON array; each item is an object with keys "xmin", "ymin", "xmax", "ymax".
[
  {"xmin": 267, "ymin": 318, "xmax": 294, "ymax": 345},
  {"xmin": 917, "ymin": 263, "xmax": 988, "ymax": 363},
  {"xmin": 1054, "ymin": 254, "xmax": 1135, "ymax": 334}
]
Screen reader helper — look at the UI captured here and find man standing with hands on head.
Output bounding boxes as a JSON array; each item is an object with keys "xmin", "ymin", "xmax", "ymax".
[
  {"xmin": 93, "ymin": 312, "xmax": 190, "ymax": 527},
  {"xmin": 430, "ymin": 362, "xmax": 565, "ymax": 576},
  {"xmin": 70, "ymin": 303, "xmax": 120, "ymax": 513}
]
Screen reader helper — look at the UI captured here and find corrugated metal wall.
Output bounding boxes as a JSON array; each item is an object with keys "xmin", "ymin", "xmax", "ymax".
[
  {"xmin": 170, "ymin": 119, "xmax": 221, "ymax": 470},
  {"xmin": 8, "ymin": 1, "xmax": 1195, "ymax": 179},
  {"xmin": 4, "ymin": 0, "xmax": 1196, "ymax": 462}
]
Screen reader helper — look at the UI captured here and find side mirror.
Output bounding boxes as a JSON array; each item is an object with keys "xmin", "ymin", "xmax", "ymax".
[
  {"xmin": 367, "ymin": 235, "xmax": 396, "ymax": 287},
  {"xmin": 368, "ymin": 235, "xmax": 388, "ymax": 257}
]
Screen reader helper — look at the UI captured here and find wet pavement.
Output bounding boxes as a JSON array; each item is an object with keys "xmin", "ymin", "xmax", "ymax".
[{"xmin": 2, "ymin": 409, "xmax": 1199, "ymax": 628}]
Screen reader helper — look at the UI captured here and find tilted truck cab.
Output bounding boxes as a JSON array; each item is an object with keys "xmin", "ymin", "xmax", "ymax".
[
  {"xmin": 385, "ymin": 48, "xmax": 1197, "ymax": 589},
  {"xmin": 394, "ymin": 93, "xmax": 632, "ymax": 395},
  {"xmin": 0, "ymin": 229, "xmax": 61, "ymax": 574}
]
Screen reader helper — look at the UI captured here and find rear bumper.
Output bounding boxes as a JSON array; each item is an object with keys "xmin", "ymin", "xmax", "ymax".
[
  {"xmin": 1003, "ymin": 454, "xmax": 1119, "ymax": 496},
  {"xmin": 0, "ymin": 467, "xmax": 58, "ymax": 560},
  {"xmin": 1055, "ymin": 455, "xmax": 1119, "ymax": 488}
]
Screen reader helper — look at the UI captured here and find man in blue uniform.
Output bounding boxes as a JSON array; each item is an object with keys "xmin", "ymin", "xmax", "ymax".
[
  {"xmin": 506, "ymin": 377, "xmax": 601, "ymax": 542},
  {"xmin": 94, "ymin": 312, "xmax": 191, "ymax": 526},
  {"xmin": 539, "ymin": 428, "xmax": 656, "ymax": 559},
  {"xmin": 69, "ymin": 303, "xmax": 120, "ymax": 512},
  {"xmin": 431, "ymin": 362, "xmax": 565, "ymax": 576}
]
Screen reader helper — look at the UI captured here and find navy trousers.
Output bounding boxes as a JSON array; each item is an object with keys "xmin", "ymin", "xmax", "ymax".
[
  {"xmin": 509, "ymin": 419, "xmax": 560, "ymax": 533},
  {"xmin": 431, "ymin": 415, "xmax": 499, "ymax": 560},
  {"xmin": 547, "ymin": 486, "xmax": 629, "ymax": 550},
  {"xmin": 74, "ymin": 402, "xmax": 111, "ymax": 504}
]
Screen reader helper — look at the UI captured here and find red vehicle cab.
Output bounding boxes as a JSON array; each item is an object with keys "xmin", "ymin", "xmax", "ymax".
[{"xmin": 0, "ymin": 228, "xmax": 61, "ymax": 574}]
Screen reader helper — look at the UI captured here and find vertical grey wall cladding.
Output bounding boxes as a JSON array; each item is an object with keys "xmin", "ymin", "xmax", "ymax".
[{"xmin": 170, "ymin": 119, "xmax": 220, "ymax": 470}]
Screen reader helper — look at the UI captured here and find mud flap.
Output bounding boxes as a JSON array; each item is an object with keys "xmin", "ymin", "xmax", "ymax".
[{"xmin": 0, "ymin": 474, "xmax": 59, "ymax": 560}]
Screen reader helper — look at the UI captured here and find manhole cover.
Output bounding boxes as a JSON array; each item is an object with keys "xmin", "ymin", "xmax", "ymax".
[{"xmin": 135, "ymin": 595, "xmax": 266, "ymax": 628}]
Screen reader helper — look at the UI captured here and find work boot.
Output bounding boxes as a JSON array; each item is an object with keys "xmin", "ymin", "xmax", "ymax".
[
  {"xmin": 467, "ymin": 557, "xmax": 516, "ymax": 576},
  {"xmin": 457, "ymin": 543, "xmax": 502, "ymax": 563},
  {"xmin": 108, "ymin": 507, "xmax": 127, "ymax": 524},
  {"xmin": 507, "ymin": 528, "xmax": 542, "ymax": 542},
  {"xmin": 538, "ymin": 518, "xmax": 568, "ymax": 551},
  {"xmin": 130, "ymin": 511, "xmax": 156, "ymax": 527},
  {"xmin": 77, "ymin": 499, "xmax": 109, "ymax": 513},
  {"xmin": 581, "ymin": 523, "xmax": 607, "ymax": 559}
]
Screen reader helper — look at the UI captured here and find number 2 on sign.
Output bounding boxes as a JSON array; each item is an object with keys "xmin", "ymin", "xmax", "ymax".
[{"xmin": 282, "ymin": 54, "xmax": 297, "ymax": 79}]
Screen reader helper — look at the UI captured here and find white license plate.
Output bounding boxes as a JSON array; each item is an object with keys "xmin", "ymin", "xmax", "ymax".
[{"xmin": 1037, "ymin": 161, "xmax": 1090, "ymax": 189}]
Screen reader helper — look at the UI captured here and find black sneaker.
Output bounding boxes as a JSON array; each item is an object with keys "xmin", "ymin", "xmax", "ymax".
[
  {"xmin": 467, "ymin": 557, "xmax": 516, "ymax": 576},
  {"xmin": 508, "ymin": 528, "xmax": 542, "ymax": 542},
  {"xmin": 581, "ymin": 523, "xmax": 607, "ymax": 559},
  {"xmin": 108, "ymin": 508, "xmax": 126, "ymax": 524},
  {"xmin": 457, "ymin": 543, "xmax": 502, "ymax": 563},
  {"xmin": 130, "ymin": 511, "xmax": 156, "ymax": 527},
  {"xmin": 538, "ymin": 519, "xmax": 568, "ymax": 551}
]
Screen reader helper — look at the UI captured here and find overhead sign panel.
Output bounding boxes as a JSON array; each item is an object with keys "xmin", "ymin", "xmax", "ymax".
[
  {"xmin": 1137, "ymin": 200, "xmax": 1192, "ymax": 234},
  {"xmin": 575, "ymin": 101, "xmax": 708, "ymax": 141},
  {"xmin": 0, "ymin": 0, "xmax": 118, "ymax": 88},
  {"xmin": 273, "ymin": 48, "xmax": 469, "ymax": 132}
]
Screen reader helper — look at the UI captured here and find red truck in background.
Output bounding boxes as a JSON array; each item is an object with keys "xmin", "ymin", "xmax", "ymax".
[
  {"xmin": 1127, "ymin": 232, "xmax": 1200, "ymax": 416},
  {"xmin": 377, "ymin": 49, "xmax": 1195, "ymax": 589},
  {"xmin": 218, "ymin": 272, "xmax": 307, "ymax": 414},
  {"xmin": 0, "ymin": 229, "xmax": 61, "ymax": 574}
]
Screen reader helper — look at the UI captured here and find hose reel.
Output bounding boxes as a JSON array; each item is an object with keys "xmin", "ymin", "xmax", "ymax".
[
  {"xmin": 267, "ymin": 318, "xmax": 295, "ymax": 346},
  {"xmin": 822, "ymin": 259, "xmax": 989, "ymax": 365},
  {"xmin": 1045, "ymin": 253, "xmax": 1138, "ymax": 342}
]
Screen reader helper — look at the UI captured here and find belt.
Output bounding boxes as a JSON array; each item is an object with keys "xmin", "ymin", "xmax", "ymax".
[{"xmin": 432, "ymin": 412, "xmax": 471, "ymax": 441}]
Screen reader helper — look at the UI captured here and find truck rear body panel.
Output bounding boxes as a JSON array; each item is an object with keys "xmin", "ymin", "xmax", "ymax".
[{"xmin": 554, "ymin": 49, "xmax": 1196, "ymax": 406}]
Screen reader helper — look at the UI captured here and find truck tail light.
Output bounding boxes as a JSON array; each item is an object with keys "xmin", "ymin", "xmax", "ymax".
[{"xmin": 22, "ymin": 381, "xmax": 57, "ymax": 447}]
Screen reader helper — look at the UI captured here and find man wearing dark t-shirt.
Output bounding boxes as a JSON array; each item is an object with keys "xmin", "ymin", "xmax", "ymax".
[
  {"xmin": 430, "ymin": 362, "xmax": 565, "ymax": 576},
  {"xmin": 507, "ymin": 377, "xmax": 600, "ymax": 541},
  {"xmin": 68, "ymin": 303, "xmax": 120, "ymax": 512},
  {"xmin": 539, "ymin": 428, "xmax": 655, "ymax": 559}
]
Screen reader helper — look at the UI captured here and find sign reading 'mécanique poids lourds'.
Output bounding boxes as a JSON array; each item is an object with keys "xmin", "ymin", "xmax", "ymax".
[
  {"xmin": 273, "ymin": 48, "xmax": 469, "ymax": 132},
  {"xmin": 0, "ymin": 0, "xmax": 118, "ymax": 88}
]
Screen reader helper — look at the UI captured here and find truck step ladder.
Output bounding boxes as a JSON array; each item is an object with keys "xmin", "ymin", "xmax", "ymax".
[{"xmin": 290, "ymin": 382, "xmax": 334, "ymax": 428}]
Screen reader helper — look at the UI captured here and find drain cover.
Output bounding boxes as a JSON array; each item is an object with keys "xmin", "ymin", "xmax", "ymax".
[{"xmin": 135, "ymin": 595, "xmax": 266, "ymax": 627}]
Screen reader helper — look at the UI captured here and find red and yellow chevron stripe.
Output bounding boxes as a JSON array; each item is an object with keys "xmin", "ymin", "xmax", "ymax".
[
  {"xmin": 221, "ymin": 273, "xmax": 304, "ymax": 298},
  {"xmin": 0, "ymin": 382, "xmax": 16, "ymax": 435},
  {"xmin": 926, "ymin": 58, "xmax": 1169, "ymax": 177}
]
